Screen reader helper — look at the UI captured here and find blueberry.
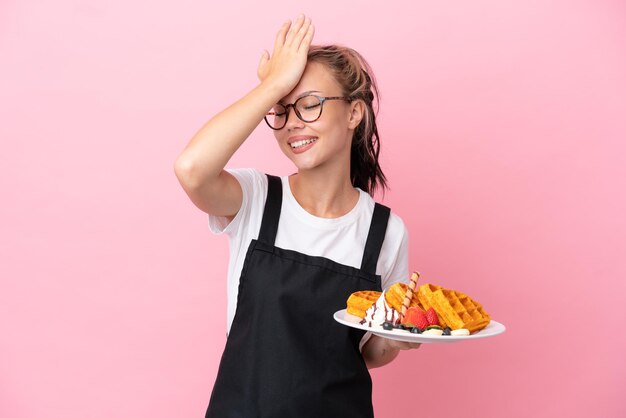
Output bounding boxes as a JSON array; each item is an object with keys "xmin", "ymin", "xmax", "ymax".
[
  {"xmin": 393, "ymin": 323, "xmax": 405, "ymax": 330},
  {"xmin": 443, "ymin": 327, "xmax": 451, "ymax": 336},
  {"xmin": 382, "ymin": 322, "xmax": 393, "ymax": 330},
  {"xmin": 410, "ymin": 327, "xmax": 423, "ymax": 334}
]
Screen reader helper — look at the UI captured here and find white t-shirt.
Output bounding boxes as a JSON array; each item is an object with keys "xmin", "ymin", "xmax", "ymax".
[{"xmin": 209, "ymin": 168, "xmax": 410, "ymax": 351}]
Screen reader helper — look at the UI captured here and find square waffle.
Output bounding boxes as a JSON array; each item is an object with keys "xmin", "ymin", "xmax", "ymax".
[
  {"xmin": 346, "ymin": 290, "xmax": 382, "ymax": 318},
  {"xmin": 384, "ymin": 282, "xmax": 422, "ymax": 313},
  {"xmin": 416, "ymin": 283, "xmax": 490, "ymax": 333}
]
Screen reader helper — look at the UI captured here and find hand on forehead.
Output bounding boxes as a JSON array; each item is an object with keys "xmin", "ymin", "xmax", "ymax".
[{"xmin": 280, "ymin": 62, "xmax": 342, "ymax": 103}]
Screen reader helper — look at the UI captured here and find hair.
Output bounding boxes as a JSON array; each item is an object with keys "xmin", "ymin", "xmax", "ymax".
[{"xmin": 307, "ymin": 45, "xmax": 388, "ymax": 196}]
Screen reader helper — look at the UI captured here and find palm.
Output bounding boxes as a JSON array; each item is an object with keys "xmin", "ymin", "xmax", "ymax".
[{"xmin": 257, "ymin": 15, "xmax": 315, "ymax": 94}]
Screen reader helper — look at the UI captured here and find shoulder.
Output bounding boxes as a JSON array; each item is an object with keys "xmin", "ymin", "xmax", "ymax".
[
  {"xmin": 381, "ymin": 208, "xmax": 409, "ymax": 263},
  {"xmin": 387, "ymin": 210, "xmax": 408, "ymax": 238},
  {"xmin": 208, "ymin": 168, "xmax": 268, "ymax": 236},
  {"xmin": 359, "ymin": 192, "xmax": 408, "ymax": 239},
  {"xmin": 226, "ymin": 167, "xmax": 267, "ymax": 192},
  {"xmin": 228, "ymin": 167, "xmax": 271, "ymax": 218},
  {"xmin": 363, "ymin": 196, "xmax": 410, "ymax": 283}
]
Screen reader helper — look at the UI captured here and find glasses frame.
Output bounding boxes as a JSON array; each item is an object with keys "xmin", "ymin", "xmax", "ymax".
[{"xmin": 264, "ymin": 94, "xmax": 353, "ymax": 130}]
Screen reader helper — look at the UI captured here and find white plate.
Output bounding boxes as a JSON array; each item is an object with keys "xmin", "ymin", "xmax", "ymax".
[{"xmin": 333, "ymin": 309, "xmax": 506, "ymax": 344}]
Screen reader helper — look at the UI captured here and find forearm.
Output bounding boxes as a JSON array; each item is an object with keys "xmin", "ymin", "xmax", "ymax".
[
  {"xmin": 175, "ymin": 81, "xmax": 284, "ymax": 184},
  {"xmin": 176, "ymin": 15, "xmax": 312, "ymax": 193},
  {"xmin": 361, "ymin": 335, "xmax": 400, "ymax": 369}
]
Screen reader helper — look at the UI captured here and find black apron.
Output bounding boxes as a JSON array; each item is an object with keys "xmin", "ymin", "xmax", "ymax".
[{"xmin": 206, "ymin": 174, "xmax": 390, "ymax": 418}]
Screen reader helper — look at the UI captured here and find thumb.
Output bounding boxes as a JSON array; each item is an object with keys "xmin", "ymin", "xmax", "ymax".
[
  {"xmin": 258, "ymin": 50, "xmax": 269, "ymax": 68},
  {"xmin": 257, "ymin": 49, "xmax": 270, "ymax": 80}
]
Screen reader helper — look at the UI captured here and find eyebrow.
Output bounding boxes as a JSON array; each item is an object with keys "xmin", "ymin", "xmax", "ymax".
[{"xmin": 279, "ymin": 90, "xmax": 322, "ymax": 105}]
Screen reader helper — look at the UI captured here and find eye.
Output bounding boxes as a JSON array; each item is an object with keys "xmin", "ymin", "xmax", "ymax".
[
  {"xmin": 271, "ymin": 104, "xmax": 287, "ymax": 116},
  {"xmin": 297, "ymin": 95, "xmax": 321, "ymax": 111}
]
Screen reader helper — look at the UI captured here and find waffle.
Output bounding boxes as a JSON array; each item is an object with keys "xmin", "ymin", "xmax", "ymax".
[
  {"xmin": 346, "ymin": 290, "xmax": 381, "ymax": 318},
  {"xmin": 384, "ymin": 282, "xmax": 422, "ymax": 313},
  {"xmin": 416, "ymin": 283, "xmax": 490, "ymax": 333}
]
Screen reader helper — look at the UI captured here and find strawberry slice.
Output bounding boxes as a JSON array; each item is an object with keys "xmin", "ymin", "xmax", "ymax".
[
  {"xmin": 403, "ymin": 307, "xmax": 429, "ymax": 329},
  {"xmin": 425, "ymin": 307, "xmax": 440, "ymax": 326},
  {"xmin": 402, "ymin": 307, "xmax": 418, "ymax": 326}
]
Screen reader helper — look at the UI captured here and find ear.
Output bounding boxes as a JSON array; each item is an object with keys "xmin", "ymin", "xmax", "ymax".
[{"xmin": 347, "ymin": 99, "xmax": 365, "ymax": 130}]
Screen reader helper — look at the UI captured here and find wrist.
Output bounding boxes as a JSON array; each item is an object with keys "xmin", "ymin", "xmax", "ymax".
[{"xmin": 258, "ymin": 78, "xmax": 290, "ymax": 100}]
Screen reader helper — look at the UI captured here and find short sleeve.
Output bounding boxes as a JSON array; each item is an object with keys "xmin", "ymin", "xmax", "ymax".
[
  {"xmin": 381, "ymin": 216, "xmax": 410, "ymax": 289},
  {"xmin": 359, "ymin": 214, "xmax": 410, "ymax": 352},
  {"xmin": 208, "ymin": 168, "xmax": 267, "ymax": 237}
]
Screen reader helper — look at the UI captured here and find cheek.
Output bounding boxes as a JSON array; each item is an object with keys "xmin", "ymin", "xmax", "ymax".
[
  {"xmin": 317, "ymin": 110, "xmax": 348, "ymax": 133},
  {"xmin": 319, "ymin": 114, "xmax": 352, "ymax": 145},
  {"xmin": 274, "ymin": 135, "xmax": 293, "ymax": 157},
  {"xmin": 329, "ymin": 109, "xmax": 353, "ymax": 133}
]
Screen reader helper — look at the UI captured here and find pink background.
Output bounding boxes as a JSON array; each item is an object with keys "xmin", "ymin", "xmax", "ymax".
[{"xmin": 1, "ymin": 1, "xmax": 625, "ymax": 417}]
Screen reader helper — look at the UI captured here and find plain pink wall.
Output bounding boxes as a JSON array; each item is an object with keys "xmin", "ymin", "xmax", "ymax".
[{"xmin": 1, "ymin": 1, "xmax": 625, "ymax": 417}]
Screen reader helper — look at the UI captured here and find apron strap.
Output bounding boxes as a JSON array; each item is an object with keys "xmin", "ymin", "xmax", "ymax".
[
  {"xmin": 258, "ymin": 174, "xmax": 283, "ymax": 245},
  {"xmin": 360, "ymin": 203, "xmax": 391, "ymax": 274},
  {"xmin": 259, "ymin": 173, "xmax": 390, "ymax": 274}
]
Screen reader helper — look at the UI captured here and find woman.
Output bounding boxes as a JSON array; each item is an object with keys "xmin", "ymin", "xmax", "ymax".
[{"xmin": 175, "ymin": 14, "xmax": 420, "ymax": 418}]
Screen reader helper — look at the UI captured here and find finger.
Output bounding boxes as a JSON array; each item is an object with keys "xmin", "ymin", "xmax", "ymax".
[
  {"xmin": 285, "ymin": 14, "xmax": 305, "ymax": 46},
  {"xmin": 298, "ymin": 23, "xmax": 315, "ymax": 53},
  {"xmin": 389, "ymin": 340, "xmax": 410, "ymax": 350},
  {"xmin": 393, "ymin": 341, "xmax": 421, "ymax": 350},
  {"xmin": 257, "ymin": 50, "xmax": 269, "ymax": 73},
  {"xmin": 403, "ymin": 342, "xmax": 420, "ymax": 350},
  {"xmin": 292, "ymin": 17, "xmax": 312, "ymax": 49},
  {"xmin": 273, "ymin": 20, "xmax": 291, "ymax": 52}
]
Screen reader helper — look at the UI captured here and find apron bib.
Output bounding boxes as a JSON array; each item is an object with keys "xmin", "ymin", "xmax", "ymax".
[{"xmin": 206, "ymin": 175, "xmax": 390, "ymax": 418}]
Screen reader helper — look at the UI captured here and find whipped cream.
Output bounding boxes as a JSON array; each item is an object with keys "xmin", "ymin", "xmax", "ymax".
[
  {"xmin": 423, "ymin": 328, "xmax": 444, "ymax": 336},
  {"xmin": 359, "ymin": 291, "xmax": 400, "ymax": 327}
]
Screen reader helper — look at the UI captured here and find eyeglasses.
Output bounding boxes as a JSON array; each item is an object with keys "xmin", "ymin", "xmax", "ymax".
[{"xmin": 264, "ymin": 94, "xmax": 353, "ymax": 130}]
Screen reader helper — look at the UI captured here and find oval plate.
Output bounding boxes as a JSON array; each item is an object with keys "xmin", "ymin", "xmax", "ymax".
[{"xmin": 333, "ymin": 309, "xmax": 506, "ymax": 344}]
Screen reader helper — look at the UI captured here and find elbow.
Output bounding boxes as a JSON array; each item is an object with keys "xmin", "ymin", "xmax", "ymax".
[{"xmin": 174, "ymin": 155, "xmax": 200, "ymax": 190}]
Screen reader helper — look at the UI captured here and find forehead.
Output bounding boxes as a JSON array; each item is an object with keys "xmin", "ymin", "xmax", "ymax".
[{"xmin": 280, "ymin": 62, "xmax": 342, "ymax": 103}]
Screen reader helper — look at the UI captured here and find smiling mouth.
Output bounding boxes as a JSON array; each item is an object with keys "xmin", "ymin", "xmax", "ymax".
[{"xmin": 290, "ymin": 138, "xmax": 318, "ymax": 149}]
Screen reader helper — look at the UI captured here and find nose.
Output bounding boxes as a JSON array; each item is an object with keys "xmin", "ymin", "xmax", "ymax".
[{"xmin": 285, "ymin": 106, "xmax": 304, "ymax": 130}]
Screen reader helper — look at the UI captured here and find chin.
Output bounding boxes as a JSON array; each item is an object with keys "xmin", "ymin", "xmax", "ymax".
[
  {"xmin": 291, "ymin": 158, "xmax": 319, "ymax": 172},
  {"xmin": 280, "ymin": 148, "xmax": 318, "ymax": 170}
]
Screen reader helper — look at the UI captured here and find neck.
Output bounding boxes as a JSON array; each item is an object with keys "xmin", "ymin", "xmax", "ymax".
[{"xmin": 289, "ymin": 167, "xmax": 359, "ymax": 218}]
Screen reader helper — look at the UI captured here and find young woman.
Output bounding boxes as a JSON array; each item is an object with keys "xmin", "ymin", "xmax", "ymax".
[{"xmin": 175, "ymin": 14, "xmax": 420, "ymax": 418}]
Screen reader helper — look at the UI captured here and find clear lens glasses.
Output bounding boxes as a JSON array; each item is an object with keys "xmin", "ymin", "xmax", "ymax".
[{"xmin": 264, "ymin": 95, "xmax": 352, "ymax": 130}]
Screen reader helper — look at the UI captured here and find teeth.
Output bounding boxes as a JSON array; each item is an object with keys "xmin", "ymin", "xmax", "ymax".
[{"xmin": 290, "ymin": 138, "xmax": 317, "ymax": 149}]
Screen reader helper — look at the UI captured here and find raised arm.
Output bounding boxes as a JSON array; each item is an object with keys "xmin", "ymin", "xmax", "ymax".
[{"xmin": 174, "ymin": 15, "xmax": 315, "ymax": 217}]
